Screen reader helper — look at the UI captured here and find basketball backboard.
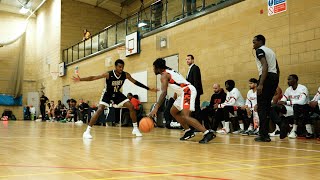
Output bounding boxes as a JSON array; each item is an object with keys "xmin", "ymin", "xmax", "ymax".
[{"xmin": 125, "ymin": 32, "xmax": 140, "ymax": 56}]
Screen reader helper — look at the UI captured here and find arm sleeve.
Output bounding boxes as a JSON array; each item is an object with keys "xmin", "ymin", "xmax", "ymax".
[
  {"xmin": 219, "ymin": 98, "xmax": 236, "ymax": 108},
  {"xmin": 245, "ymin": 99, "xmax": 251, "ymax": 107},
  {"xmin": 312, "ymin": 87, "xmax": 320, "ymax": 101},
  {"xmin": 245, "ymin": 91, "xmax": 251, "ymax": 107},
  {"xmin": 256, "ymin": 49, "xmax": 266, "ymax": 60},
  {"xmin": 280, "ymin": 88, "xmax": 290, "ymax": 102},
  {"xmin": 291, "ymin": 87, "xmax": 309, "ymax": 105},
  {"xmin": 134, "ymin": 81, "xmax": 150, "ymax": 90},
  {"xmin": 208, "ymin": 94, "xmax": 215, "ymax": 108},
  {"xmin": 218, "ymin": 92, "xmax": 237, "ymax": 108}
]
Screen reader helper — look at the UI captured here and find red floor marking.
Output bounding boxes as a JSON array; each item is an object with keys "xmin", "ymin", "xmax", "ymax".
[
  {"xmin": 0, "ymin": 164, "xmax": 101, "ymax": 170},
  {"xmin": 111, "ymin": 170, "xmax": 231, "ymax": 179},
  {"xmin": 173, "ymin": 174, "xmax": 231, "ymax": 180}
]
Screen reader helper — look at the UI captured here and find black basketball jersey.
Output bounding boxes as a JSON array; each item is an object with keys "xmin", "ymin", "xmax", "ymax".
[{"xmin": 106, "ymin": 70, "xmax": 126, "ymax": 94}]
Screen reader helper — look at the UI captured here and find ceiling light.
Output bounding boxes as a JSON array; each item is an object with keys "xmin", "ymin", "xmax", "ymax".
[
  {"xmin": 138, "ymin": 21, "xmax": 147, "ymax": 28},
  {"xmin": 19, "ymin": 7, "xmax": 29, "ymax": 14}
]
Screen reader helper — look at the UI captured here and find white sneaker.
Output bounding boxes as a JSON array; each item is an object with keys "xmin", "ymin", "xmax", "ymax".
[
  {"xmin": 83, "ymin": 131, "xmax": 92, "ymax": 139},
  {"xmin": 132, "ymin": 129, "xmax": 143, "ymax": 137},
  {"xmin": 269, "ymin": 130, "xmax": 280, "ymax": 137},
  {"xmin": 216, "ymin": 129, "xmax": 225, "ymax": 134},
  {"xmin": 217, "ymin": 128, "xmax": 230, "ymax": 134},
  {"xmin": 232, "ymin": 130, "xmax": 241, "ymax": 134},
  {"xmin": 288, "ymin": 131, "xmax": 297, "ymax": 139},
  {"xmin": 75, "ymin": 120, "xmax": 83, "ymax": 124}
]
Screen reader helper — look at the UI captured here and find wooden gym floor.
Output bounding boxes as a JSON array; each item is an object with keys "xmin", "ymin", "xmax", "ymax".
[{"xmin": 0, "ymin": 121, "xmax": 319, "ymax": 180}]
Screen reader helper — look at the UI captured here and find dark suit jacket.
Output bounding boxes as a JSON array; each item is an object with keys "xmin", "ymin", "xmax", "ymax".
[{"xmin": 186, "ymin": 64, "xmax": 203, "ymax": 95}]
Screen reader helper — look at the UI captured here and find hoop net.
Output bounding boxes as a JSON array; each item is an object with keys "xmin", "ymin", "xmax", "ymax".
[{"xmin": 50, "ymin": 72, "xmax": 59, "ymax": 80}]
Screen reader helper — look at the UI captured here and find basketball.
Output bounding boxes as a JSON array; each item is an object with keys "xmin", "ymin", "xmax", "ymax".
[{"xmin": 139, "ymin": 117, "xmax": 154, "ymax": 133}]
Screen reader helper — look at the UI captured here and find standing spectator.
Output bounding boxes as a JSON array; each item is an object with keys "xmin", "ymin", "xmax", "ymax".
[
  {"xmin": 252, "ymin": 34, "xmax": 280, "ymax": 142},
  {"xmin": 83, "ymin": 29, "xmax": 91, "ymax": 40},
  {"xmin": 185, "ymin": 0, "xmax": 196, "ymax": 15},
  {"xmin": 151, "ymin": 0, "xmax": 164, "ymax": 28},
  {"xmin": 39, "ymin": 92, "xmax": 49, "ymax": 121},
  {"xmin": 186, "ymin": 54, "xmax": 203, "ymax": 126}
]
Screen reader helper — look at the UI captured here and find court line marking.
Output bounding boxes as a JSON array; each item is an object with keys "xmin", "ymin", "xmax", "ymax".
[
  {"xmin": 213, "ymin": 142, "xmax": 320, "ymax": 153},
  {"xmin": 94, "ymin": 161, "xmax": 320, "ymax": 179},
  {"xmin": 110, "ymin": 170, "xmax": 231, "ymax": 180},
  {"xmin": 0, "ymin": 164, "xmax": 101, "ymax": 170},
  {"xmin": 0, "ymin": 155, "xmax": 319, "ymax": 178},
  {"xmin": 1, "ymin": 130, "xmax": 320, "ymax": 146}
]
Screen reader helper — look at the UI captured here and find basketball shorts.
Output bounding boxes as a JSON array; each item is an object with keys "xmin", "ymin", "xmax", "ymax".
[
  {"xmin": 173, "ymin": 85, "xmax": 197, "ymax": 111},
  {"xmin": 99, "ymin": 91, "xmax": 129, "ymax": 107}
]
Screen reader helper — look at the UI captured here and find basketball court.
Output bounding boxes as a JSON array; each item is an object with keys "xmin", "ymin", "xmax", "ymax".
[
  {"xmin": 0, "ymin": 121, "xmax": 319, "ymax": 179},
  {"xmin": 1, "ymin": 0, "xmax": 320, "ymax": 179}
]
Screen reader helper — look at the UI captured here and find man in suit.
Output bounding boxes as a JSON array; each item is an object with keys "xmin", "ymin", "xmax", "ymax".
[{"xmin": 186, "ymin": 54, "xmax": 203, "ymax": 123}]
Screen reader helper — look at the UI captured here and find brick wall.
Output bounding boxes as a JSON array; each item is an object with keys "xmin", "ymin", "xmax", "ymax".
[
  {"xmin": 45, "ymin": 0, "xmax": 320, "ymax": 109},
  {"xmin": 34, "ymin": 0, "xmax": 62, "ymax": 104}
]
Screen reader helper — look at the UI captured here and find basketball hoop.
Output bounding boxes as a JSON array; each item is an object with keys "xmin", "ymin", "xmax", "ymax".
[
  {"xmin": 50, "ymin": 72, "xmax": 59, "ymax": 80},
  {"xmin": 117, "ymin": 46, "xmax": 126, "ymax": 59},
  {"xmin": 128, "ymin": 48, "xmax": 133, "ymax": 54}
]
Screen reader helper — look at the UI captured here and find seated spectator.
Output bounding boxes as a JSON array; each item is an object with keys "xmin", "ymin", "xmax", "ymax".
[
  {"xmin": 45, "ymin": 102, "xmax": 51, "ymax": 120},
  {"xmin": 199, "ymin": 83, "xmax": 226, "ymax": 130},
  {"xmin": 272, "ymin": 86, "xmax": 283, "ymax": 104},
  {"xmin": 63, "ymin": 99, "xmax": 78, "ymax": 122},
  {"xmin": 214, "ymin": 80, "xmax": 245, "ymax": 134},
  {"xmin": 237, "ymin": 78, "xmax": 258, "ymax": 135},
  {"xmin": 48, "ymin": 101, "xmax": 55, "ymax": 121},
  {"xmin": 127, "ymin": 93, "xmax": 141, "ymax": 110},
  {"xmin": 269, "ymin": 86, "xmax": 283, "ymax": 136},
  {"xmin": 133, "ymin": 94, "xmax": 139, "ymax": 100},
  {"xmin": 309, "ymin": 86, "xmax": 320, "ymax": 139},
  {"xmin": 83, "ymin": 29, "xmax": 91, "ymax": 40},
  {"xmin": 124, "ymin": 93, "xmax": 143, "ymax": 126},
  {"xmin": 77, "ymin": 99, "xmax": 89, "ymax": 124},
  {"xmin": 270, "ymin": 74, "xmax": 312, "ymax": 139},
  {"xmin": 54, "ymin": 100, "xmax": 66, "ymax": 120}
]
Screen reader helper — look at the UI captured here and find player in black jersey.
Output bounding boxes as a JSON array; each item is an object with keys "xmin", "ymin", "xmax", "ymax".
[{"xmin": 72, "ymin": 59, "xmax": 157, "ymax": 139}]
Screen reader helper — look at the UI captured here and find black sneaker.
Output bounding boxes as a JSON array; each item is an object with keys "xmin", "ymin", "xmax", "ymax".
[
  {"xmin": 254, "ymin": 135, "xmax": 271, "ymax": 142},
  {"xmin": 199, "ymin": 130, "xmax": 216, "ymax": 144},
  {"xmin": 280, "ymin": 120, "xmax": 288, "ymax": 139},
  {"xmin": 306, "ymin": 133, "xmax": 314, "ymax": 139},
  {"xmin": 180, "ymin": 130, "xmax": 196, "ymax": 140}
]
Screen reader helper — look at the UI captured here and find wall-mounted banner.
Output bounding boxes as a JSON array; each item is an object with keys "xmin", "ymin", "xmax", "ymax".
[{"xmin": 268, "ymin": 0, "xmax": 287, "ymax": 16}]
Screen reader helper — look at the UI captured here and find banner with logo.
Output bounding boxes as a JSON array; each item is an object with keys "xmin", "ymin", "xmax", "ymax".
[{"xmin": 268, "ymin": 0, "xmax": 287, "ymax": 16}]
